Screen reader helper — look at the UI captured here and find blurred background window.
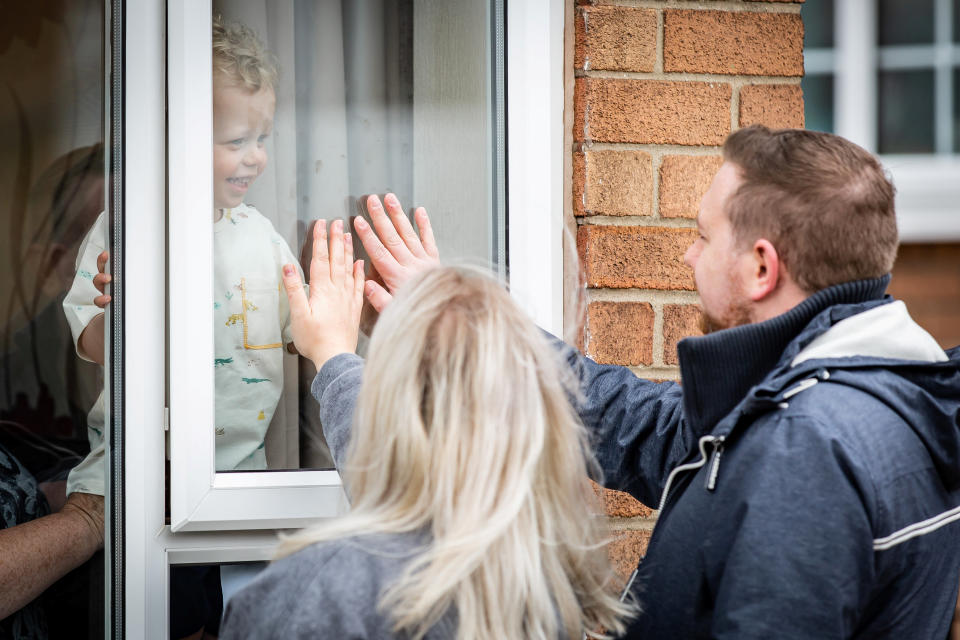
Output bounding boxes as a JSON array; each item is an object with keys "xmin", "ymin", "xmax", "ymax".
[{"xmin": 801, "ymin": 0, "xmax": 960, "ymax": 350}]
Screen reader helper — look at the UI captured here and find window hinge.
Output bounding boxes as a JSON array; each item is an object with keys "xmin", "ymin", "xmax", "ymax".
[{"xmin": 163, "ymin": 407, "xmax": 170, "ymax": 431}]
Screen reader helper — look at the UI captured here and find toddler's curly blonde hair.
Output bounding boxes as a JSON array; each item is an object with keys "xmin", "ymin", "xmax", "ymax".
[{"xmin": 212, "ymin": 15, "xmax": 278, "ymax": 92}]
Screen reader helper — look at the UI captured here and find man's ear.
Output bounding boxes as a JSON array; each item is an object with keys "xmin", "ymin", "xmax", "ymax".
[{"xmin": 745, "ymin": 238, "xmax": 780, "ymax": 302}]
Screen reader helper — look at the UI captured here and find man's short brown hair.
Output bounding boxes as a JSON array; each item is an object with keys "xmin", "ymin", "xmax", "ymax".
[{"xmin": 722, "ymin": 125, "xmax": 898, "ymax": 293}]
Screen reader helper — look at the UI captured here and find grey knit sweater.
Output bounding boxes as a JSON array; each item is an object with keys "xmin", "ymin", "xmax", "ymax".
[
  {"xmin": 219, "ymin": 354, "xmax": 457, "ymax": 639},
  {"xmin": 219, "ymin": 530, "xmax": 456, "ymax": 639}
]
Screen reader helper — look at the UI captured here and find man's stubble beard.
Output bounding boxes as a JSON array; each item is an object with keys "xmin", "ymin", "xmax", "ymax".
[{"xmin": 697, "ymin": 279, "xmax": 754, "ymax": 335}]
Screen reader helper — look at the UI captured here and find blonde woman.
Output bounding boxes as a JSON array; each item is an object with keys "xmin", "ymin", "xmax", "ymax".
[{"xmin": 219, "ymin": 216, "xmax": 633, "ymax": 639}]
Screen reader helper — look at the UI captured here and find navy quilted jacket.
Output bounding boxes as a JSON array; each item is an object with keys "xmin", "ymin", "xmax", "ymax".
[{"xmin": 569, "ymin": 276, "xmax": 960, "ymax": 639}]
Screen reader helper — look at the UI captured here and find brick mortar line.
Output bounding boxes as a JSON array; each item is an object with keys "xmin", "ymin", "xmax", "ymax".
[
  {"xmin": 608, "ymin": 516, "xmax": 659, "ymax": 531},
  {"xmin": 731, "ymin": 81, "xmax": 741, "ymax": 132},
  {"xmin": 652, "ymin": 301, "xmax": 665, "ymax": 367},
  {"xmin": 588, "ymin": 288, "xmax": 700, "ymax": 305},
  {"xmin": 655, "ymin": 7, "xmax": 664, "ymax": 74},
  {"xmin": 575, "ymin": 70, "xmax": 803, "ymax": 83},
  {"xmin": 577, "ymin": 215, "xmax": 696, "ymax": 227},
  {"xmin": 651, "ymin": 150, "xmax": 664, "ymax": 219},
  {"xmin": 577, "ymin": 142, "xmax": 722, "ymax": 154},
  {"xmin": 580, "ymin": 7, "xmax": 592, "ymax": 72},
  {"xmin": 590, "ymin": 1, "xmax": 801, "ymax": 14},
  {"xmin": 628, "ymin": 364, "xmax": 681, "ymax": 380}
]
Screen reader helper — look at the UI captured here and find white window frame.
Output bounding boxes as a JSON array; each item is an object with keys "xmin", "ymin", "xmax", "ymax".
[
  {"xmin": 124, "ymin": 0, "xmax": 564, "ymax": 634},
  {"xmin": 805, "ymin": 0, "xmax": 960, "ymax": 242}
]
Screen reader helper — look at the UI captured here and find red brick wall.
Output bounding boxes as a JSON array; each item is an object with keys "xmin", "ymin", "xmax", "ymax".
[
  {"xmin": 888, "ymin": 244, "xmax": 960, "ymax": 349},
  {"xmin": 571, "ymin": 0, "xmax": 804, "ymax": 582}
]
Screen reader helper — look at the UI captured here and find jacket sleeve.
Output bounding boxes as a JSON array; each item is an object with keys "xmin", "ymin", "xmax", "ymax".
[
  {"xmin": 708, "ymin": 414, "xmax": 875, "ymax": 639},
  {"xmin": 311, "ymin": 353, "xmax": 365, "ymax": 472},
  {"xmin": 557, "ymin": 339, "xmax": 695, "ymax": 508}
]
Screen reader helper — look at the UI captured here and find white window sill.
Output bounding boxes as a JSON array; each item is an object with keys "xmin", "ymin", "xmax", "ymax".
[{"xmin": 882, "ymin": 155, "xmax": 960, "ymax": 242}]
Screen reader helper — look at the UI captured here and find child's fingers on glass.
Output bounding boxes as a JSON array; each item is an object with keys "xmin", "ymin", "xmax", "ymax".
[
  {"xmin": 93, "ymin": 273, "xmax": 111, "ymax": 293},
  {"xmin": 96, "ymin": 250, "xmax": 109, "ymax": 273}
]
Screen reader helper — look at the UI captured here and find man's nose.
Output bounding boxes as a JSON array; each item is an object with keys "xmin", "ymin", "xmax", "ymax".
[{"xmin": 683, "ymin": 243, "xmax": 696, "ymax": 268}]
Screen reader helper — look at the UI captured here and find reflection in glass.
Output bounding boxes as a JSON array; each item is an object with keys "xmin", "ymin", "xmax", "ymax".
[
  {"xmin": 802, "ymin": 74, "xmax": 835, "ymax": 133},
  {"xmin": 211, "ymin": 0, "xmax": 505, "ymax": 471},
  {"xmin": 878, "ymin": 0, "xmax": 934, "ymax": 46},
  {"xmin": 0, "ymin": 1, "xmax": 106, "ymax": 636},
  {"xmin": 878, "ymin": 70, "xmax": 935, "ymax": 154},
  {"xmin": 802, "ymin": 0, "xmax": 835, "ymax": 49}
]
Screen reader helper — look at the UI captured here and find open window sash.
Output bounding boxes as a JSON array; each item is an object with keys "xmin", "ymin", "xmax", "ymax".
[{"xmin": 166, "ymin": 0, "xmax": 563, "ymax": 532}]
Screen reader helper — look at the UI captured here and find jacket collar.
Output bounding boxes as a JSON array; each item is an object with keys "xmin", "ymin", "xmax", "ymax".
[{"xmin": 676, "ymin": 275, "xmax": 891, "ymax": 434}]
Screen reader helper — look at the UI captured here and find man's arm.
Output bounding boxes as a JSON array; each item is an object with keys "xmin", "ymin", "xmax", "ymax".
[{"xmin": 554, "ymin": 340, "xmax": 693, "ymax": 508}]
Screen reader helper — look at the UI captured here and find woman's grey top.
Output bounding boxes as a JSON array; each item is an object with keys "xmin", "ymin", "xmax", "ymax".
[
  {"xmin": 219, "ymin": 530, "xmax": 456, "ymax": 639},
  {"xmin": 219, "ymin": 354, "xmax": 456, "ymax": 639}
]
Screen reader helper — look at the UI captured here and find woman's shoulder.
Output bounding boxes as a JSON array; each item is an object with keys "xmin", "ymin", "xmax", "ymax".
[
  {"xmin": 276, "ymin": 531, "xmax": 424, "ymax": 579},
  {"xmin": 220, "ymin": 532, "xmax": 428, "ymax": 639}
]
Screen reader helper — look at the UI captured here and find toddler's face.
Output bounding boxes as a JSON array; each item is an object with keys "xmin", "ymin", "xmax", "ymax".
[{"xmin": 212, "ymin": 81, "xmax": 275, "ymax": 210}]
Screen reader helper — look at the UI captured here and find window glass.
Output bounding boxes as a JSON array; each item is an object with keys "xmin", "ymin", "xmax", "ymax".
[
  {"xmin": 955, "ymin": 0, "xmax": 960, "ymax": 43},
  {"xmin": 169, "ymin": 561, "xmax": 268, "ymax": 637},
  {"xmin": 955, "ymin": 68, "xmax": 960, "ymax": 152},
  {"xmin": 878, "ymin": 0, "xmax": 935, "ymax": 46},
  {"xmin": 802, "ymin": 0, "xmax": 835, "ymax": 49},
  {"xmin": 878, "ymin": 70, "xmax": 935, "ymax": 153},
  {"xmin": 210, "ymin": 0, "xmax": 505, "ymax": 471},
  {"xmin": 802, "ymin": 74, "xmax": 835, "ymax": 133},
  {"xmin": 0, "ymin": 1, "xmax": 106, "ymax": 637}
]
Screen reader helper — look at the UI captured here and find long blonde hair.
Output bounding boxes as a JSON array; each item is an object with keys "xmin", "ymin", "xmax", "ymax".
[{"xmin": 279, "ymin": 266, "xmax": 633, "ymax": 639}]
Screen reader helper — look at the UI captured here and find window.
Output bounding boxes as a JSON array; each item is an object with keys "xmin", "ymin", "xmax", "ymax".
[
  {"xmin": 168, "ymin": 0, "xmax": 515, "ymax": 533},
  {"xmin": 802, "ymin": 0, "xmax": 960, "ymax": 241},
  {"xmin": 120, "ymin": 0, "xmax": 564, "ymax": 635}
]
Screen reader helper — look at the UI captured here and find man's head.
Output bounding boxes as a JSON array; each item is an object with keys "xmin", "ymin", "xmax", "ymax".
[
  {"xmin": 211, "ymin": 17, "xmax": 278, "ymax": 210},
  {"xmin": 684, "ymin": 126, "xmax": 899, "ymax": 332}
]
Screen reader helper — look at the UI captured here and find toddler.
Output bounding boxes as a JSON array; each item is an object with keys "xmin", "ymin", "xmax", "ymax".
[{"xmin": 63, "ymin": 17, "xmax": 303, "ymax": 498}]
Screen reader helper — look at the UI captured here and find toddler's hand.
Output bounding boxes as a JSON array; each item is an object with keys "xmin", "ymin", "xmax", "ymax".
[
  {"xmin": 282, "ymin": 219, "xmax": 364, "ymax": 370},
  {"xmin": 93, "ymin": 250, "xmax": 112, "ymax": 308},
  {"xmin": 354, "ymin": 193, "xmax": 439, "ymax": 312}
]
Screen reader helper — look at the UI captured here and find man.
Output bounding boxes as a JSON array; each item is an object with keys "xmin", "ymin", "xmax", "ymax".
[{"xmin": 285, "ymin": 126, "xmax": 960, "ymax": 638}]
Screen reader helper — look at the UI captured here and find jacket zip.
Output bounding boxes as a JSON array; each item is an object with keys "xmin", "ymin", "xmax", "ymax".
[
  {"xmin": 706, "ymin": 438, "xmax": 725, "ymax": 491},
  {"xmin": 656, "ymin": 435, "xmax": 726, "ymax": 512},
  {"xmin": 621, "ymin": 435, "xmax": 726, "ymax": 603}
]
